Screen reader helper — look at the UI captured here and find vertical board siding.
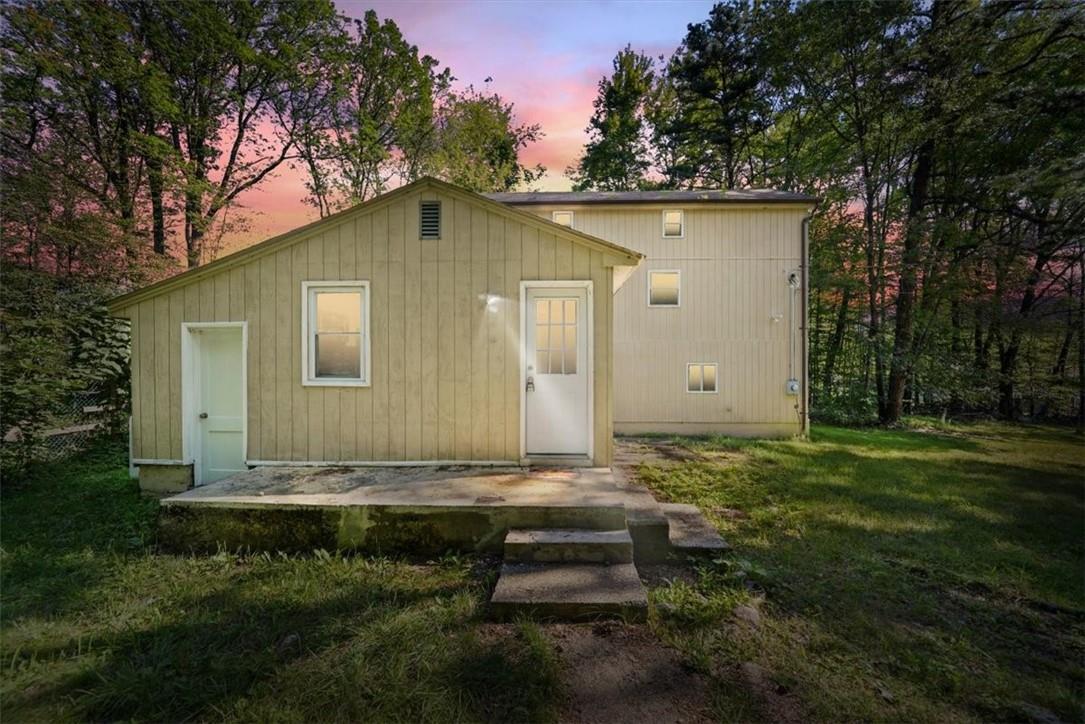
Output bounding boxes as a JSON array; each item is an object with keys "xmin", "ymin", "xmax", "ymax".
[
  {"xmin": 124, "ymin": 195, "xmax": 618, "ymax": 466},
  {"xmin": 523, "ymin": 205, "xmax": 806, "ymax": 429}
]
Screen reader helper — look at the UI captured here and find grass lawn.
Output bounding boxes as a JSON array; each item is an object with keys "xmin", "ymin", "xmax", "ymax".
[
  {"xmin": 2, "ymin": 421, "xmax": 1082, "ymax": 722},
  {"xmin": 0, "ymin": 444, "xmax": 559, "ymax": 722},
  {"xmin": 643, "ymin": 420, "xmax": 1084, "ymax": 722}
]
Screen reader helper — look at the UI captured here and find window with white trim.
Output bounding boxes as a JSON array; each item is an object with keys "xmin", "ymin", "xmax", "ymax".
[
  {"xmin": 302, "ymin": 281, "xmax": 370, "ymax": 386},
  {"xmin": 687, "ymin": 362, "xmax": 717, "ymax": 393},
  {"xmin": 552, "ymin": 210, "xmax": 574, "ymax": 227},
  {"xmin": 648, "ymin": 270, "xmax": 680, "ymax": 306},
  {"xmin": 662, "ymin": 209, "xmax": 684, "ymax": 237}
]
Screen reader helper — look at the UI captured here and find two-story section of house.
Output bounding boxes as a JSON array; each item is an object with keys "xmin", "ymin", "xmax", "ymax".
[{"xmin": 488, "ymin": 190, "xmax": 816, "ymax": 438}]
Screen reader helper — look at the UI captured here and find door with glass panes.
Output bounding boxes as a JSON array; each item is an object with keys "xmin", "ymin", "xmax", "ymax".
[{"xmin": 524, "ymin": 285, "xmax": 590, "ymax": 455}]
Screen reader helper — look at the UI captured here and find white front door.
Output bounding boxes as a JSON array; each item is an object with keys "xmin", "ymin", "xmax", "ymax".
[
  {"xmin": 193, "ymin": 327, "xmax": 245, "ymax": 484},
  {"xmin": 525, "ymin": 286, "xmax": 590, "ymax": 456}
]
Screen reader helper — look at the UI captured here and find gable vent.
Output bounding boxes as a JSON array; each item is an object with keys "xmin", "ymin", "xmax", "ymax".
[{"xmin": 420, "ymin": 201, "xmax": 441, "ymax": 240}]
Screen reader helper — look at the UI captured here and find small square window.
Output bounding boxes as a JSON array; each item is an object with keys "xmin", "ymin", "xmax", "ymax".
[
  {"xmin": 663, "ymin": 209, "xmax": 684, "ymax": 237},
  {"xmin": 648, "ymin": 270, "xmax": 680, "ymax": 306},
  {"xmin": 552, "ymin": 210, "xmax": 574, "ymax": 227},
  {"xmin": 687, "ymin": 363, "xmax": 717, "ymax": 393}
]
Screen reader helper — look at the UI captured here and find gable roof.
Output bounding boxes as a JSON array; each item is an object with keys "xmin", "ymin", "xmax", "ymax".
[
  {"xmin": 107, "ymin": 177, "xmax": 643, "ymax": 313},
  {"xmin": 485, "ymin": 189, "xmax": 818, "ymax": 205}
]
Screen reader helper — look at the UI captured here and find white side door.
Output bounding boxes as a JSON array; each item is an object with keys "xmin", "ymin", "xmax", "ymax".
[
  {"xmin": 194, "ymin": 327, "xmax": 245, "ymax": 484},
  {"xmin": 525, "ymin": 286, "xmax": 590, "ymax": 456}
]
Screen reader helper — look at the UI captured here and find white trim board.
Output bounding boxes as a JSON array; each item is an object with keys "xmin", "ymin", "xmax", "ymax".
[
  {"xmin": 181, "ymin": 321, "xmax": 248, "ymax": 486},
  {"xmin": 248, "ymin": 459, "xmax": 520, "ymax": 468},
  {"xmin": 300, "ymin": 280, "xmax": 372, "ymax": 387}
]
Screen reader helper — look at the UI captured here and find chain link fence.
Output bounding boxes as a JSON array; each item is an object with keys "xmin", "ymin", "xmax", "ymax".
[{"xmin": 3, "ymin": 388, "xmax": 124, "ymax": 463}]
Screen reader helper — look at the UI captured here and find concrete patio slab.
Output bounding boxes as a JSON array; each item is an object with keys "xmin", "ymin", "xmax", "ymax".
[
  {"xmin": 166, "ymin": 465, "xmax": 625, "ymax": 509},
  {"xmin": 159, "ymin": 466, "xmax": 632, "ymax": 554}
]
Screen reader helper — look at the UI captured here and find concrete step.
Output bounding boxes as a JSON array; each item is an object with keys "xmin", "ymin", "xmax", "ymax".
[
  {"xmin": 504, "ymin": 528, "xmax": 633, "ymax": 564},
  {"xmin": 620, "ymin": 483, "xmax": 672, "ymax": 563},
  {"xmin": 661, "ymin": 503, "xmax": 730, "ymax": 557},
  {"xmin": 489, "ymin": 562, "xmax": 648, "ymax": 621}
]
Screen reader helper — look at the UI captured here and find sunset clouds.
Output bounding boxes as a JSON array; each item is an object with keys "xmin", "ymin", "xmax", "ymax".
[{"xmin": 232, "ymin": 0, "xmax": 713, "ymax": 246}]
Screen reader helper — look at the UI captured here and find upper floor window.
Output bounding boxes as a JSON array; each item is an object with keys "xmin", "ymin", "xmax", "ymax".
[
  {"xmin": 662, "ymin": 209, "xmax": 684, "ymax": 238},
  {"xmin": 648, "ymin": 270, "xmax": 680, "ymax": 307},
  {"xmin": 552, "ymin": 210, "xmax": 574, "ymax": 227},
  {"xmin": 302, "ymin": 281, "xmax": 370, "ymax": 386}
]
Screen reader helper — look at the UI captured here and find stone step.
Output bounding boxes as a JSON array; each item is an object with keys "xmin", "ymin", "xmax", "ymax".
[
  {"xmin": 504, "ymin": 528, "xmax": 634, "ymax": 564},
  {"xmin": 489, "ymin": 562, "xmax": 648, "ymax": 621},
  {"xmin": 620, "ymin": 483, "xmax": 672, "ymax": 563},
  {"xmin": 661, "ymin": 503, "xmax": 730, "ymax": 556}
]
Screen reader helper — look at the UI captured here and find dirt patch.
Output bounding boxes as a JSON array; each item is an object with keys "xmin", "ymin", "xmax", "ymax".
[
  {"xmin": 613, "ymin": 438, "xmax": 702, "ymax": 468},
  {"xmin": 731, "ymin": 659, "xmax": 805, "ymax": 724},
  {"xmin": 636, "ymin": 563, "xmax": 699, "ymax": 588},
  {"xmin": 545, "ymin": 621, "xmax": 713, "ymax": 724}
]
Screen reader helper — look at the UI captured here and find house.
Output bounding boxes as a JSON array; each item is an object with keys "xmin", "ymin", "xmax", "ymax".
[
  {"xmin": 110, "ymin": 178, "xmax": 814, "ymax": 495},
  {"xmin": 488, "ymin": 190, "xmax": 816, "ymax": 437},
  {"xmin": 108, "ymin": 178, "xmax": 643, "ymax": 492}
]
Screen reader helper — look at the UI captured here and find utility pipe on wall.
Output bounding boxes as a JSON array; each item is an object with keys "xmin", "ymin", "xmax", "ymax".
[{"xmin": 800, "ymin": 214, "xmax": 811, "ymax": 437}]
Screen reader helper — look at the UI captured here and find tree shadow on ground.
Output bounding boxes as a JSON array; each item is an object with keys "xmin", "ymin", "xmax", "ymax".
[
  {"xmin": 641, "ymin": 425, "xmax": 1084, "ymax": 722},
  {"xmin": 8, "ymin": 558, "xmax": 558, "ymax": 723}
]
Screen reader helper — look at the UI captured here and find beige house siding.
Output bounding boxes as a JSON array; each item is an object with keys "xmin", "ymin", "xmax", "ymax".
[
  {"xmin": 516, "ymin": 204, "xmax": 809, "ymax": 436},
  {"xmin": 116, "ymin": 185, "xmax": 623, "ymax": 467}
]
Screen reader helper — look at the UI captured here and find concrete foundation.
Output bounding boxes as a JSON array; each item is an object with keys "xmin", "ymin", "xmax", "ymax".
[
  {"xmin": 159, "ymin": 466, "xmax": 629, "ymax": 554},
  {"xmin": 139, "ymin": 464, "xmax": 193, "ymax": 495},
  {"xmin": 615, "ymin": 422, "xmax": 800, "ymax": 437}
]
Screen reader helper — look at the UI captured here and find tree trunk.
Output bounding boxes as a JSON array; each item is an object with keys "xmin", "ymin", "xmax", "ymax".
[
  {"xmin": 886, "ymin": 138, "xmax": 934, "ymax": 422},
  {"xmin": 949, "ymin": 297, "xmax": 964, "ymax": 413},
  {"xmin": 862, "ymin": 187, "xmax": 887, "ymax": 418},
  {"xmin": 823, "ymin": 288, "xmax": 851, "ymax": 398},
  {"xmin": 1052, "ymin": 271, "xmax": 1075, "ymax": 379},
  {"xmin": 997, "ymin": 249, "xmax": 1050, "ymax": 419},
  {"xmin": 147, "ymin": 148, "xmax": 167, "ymax": 256},
  {"xmin": 185, "ymin": 187, "xmax": 203, "ymax": 268},
  {"xmin": 1053, "ymin": 319, "xmax": 1074, "ymax": 380},
  {"xmin": 1077, "ymin": 256, "xmax": 1084, "ymax": 434}
]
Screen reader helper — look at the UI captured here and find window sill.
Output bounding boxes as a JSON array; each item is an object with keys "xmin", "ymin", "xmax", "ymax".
[{"xmin": 302, "ymin": 379, "xmax": 371, "ymax": 388}]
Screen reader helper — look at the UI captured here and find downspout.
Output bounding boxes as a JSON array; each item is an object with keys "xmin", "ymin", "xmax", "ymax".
[{"xmin": 801, "ymin": 213, "xmax": 812, "ymax": 437}]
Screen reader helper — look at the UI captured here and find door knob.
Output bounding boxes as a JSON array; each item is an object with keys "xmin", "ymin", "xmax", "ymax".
[
  {"xmin": 198, "ymin": 412, "xmax": 208, "ymax": 419},
  {"xmin": 525, "ymin": 376, "xmax": 534, "ymax": 392}
]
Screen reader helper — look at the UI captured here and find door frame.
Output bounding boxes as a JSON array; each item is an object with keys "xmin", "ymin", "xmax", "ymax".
[
  {"xmin": 519, "ymin": 280, "xmax": 594, "ymax": 462},
  {"xmin": 180, "ymin": 321, "xmax": 248, "ymax": 486}
]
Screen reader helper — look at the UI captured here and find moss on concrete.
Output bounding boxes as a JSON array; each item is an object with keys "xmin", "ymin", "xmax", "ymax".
[
  {"xmin": 338, "ymin": 507, "xmax": 500, "ymax": 554},
  {"xmin": 158, "ymin": 505, "xmax": 337, "ymax": 553},
  {"xmin": 159, "ymin": 501, "xmax": 630, "ymax": 556}
]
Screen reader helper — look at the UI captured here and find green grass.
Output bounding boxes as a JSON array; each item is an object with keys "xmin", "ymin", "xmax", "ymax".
[
  {"xmin": 0, "ymin": 442, "xmax": 560, "ymax": 722},
  {"xmin": 641, "ymin": 421, "xmax": 1085, "ymax": 723},
  {"xmin": 3, "ymin": 423, "xmax": 1082, "ymax": 722}
]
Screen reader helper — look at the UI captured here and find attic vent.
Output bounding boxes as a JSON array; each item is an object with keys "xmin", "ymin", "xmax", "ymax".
[{"xmin": 420, "ymin": 201, "xmax": 441, "ymax": 240}]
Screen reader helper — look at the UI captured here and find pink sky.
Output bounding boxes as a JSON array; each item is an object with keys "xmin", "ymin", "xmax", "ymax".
[{"xmin": 228, "ymin": 0, "xmax": 713, "ymax": 248}]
